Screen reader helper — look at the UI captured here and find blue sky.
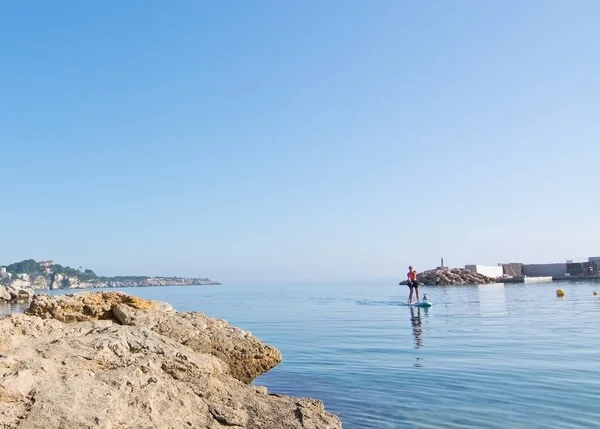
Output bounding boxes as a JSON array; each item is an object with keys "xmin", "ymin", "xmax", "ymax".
[{"xmin": 1, "ymin": 1, "xmax": 598, "ymax": 284}]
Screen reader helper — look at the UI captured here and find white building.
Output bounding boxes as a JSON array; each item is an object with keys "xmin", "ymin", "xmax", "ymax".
[
  {"xmin": 0, "ymin": 267, "xmax": 12, "ymax": 280},
  {"xmin": 465, "ymin": 264, "xmax": 504, "ymax": 278}
]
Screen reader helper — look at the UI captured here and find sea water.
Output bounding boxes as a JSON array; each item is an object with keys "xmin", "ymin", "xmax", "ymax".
[{"xmin": 3, "ymin": 280, "xmax": 600, "ymax": 428}]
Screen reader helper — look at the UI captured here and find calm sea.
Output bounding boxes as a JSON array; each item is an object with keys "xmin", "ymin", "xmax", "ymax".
[{"xmin": 2, "ymin": 280, "xmax": 600, "ymax": 428}]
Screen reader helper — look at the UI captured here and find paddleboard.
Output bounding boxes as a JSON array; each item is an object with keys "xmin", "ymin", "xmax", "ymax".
[{"xmin": 402, "ymin": 301, "xmax": 432, "ymax": 308}]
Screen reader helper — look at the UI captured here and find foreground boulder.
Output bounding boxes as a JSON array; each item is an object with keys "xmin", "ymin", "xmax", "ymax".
[
  {"xmin": 0, "ymin": 292, "xmax": 342, "ymax": 429},
  {"xmin": 400, "ymin": 268, "xmax": 497, "ymax": 285},
  {"xmin": 0, "ymin": 284, "xmax": 35, "ymax": 303},
  {"xmin": 26, "ymin": 292, "xmax": 282, "ymax": 384}
]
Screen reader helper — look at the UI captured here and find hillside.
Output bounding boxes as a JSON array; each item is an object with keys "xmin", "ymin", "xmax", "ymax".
[{"xmin": 0, "ymin": 259, "xmax": 221, "ymax": 290}]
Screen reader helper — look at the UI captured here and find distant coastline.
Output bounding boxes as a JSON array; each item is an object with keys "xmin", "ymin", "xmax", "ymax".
[{"xmin": 0, "ymin": 259, "xmax": 221, "ymax": 291}]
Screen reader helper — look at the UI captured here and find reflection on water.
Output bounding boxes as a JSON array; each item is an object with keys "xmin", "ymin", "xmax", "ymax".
[
  {"xmin": 410, "ymin": 307, "xmax": 423, "ymax": 350},
  {"xmin": 409, "ymin": 306, "xmax": 431, "ymax": 368},
  {"xmin": 477, "ymin": 283, "xmax": 507, "ymax": 317},
  {"xmin": 0, "ymin": 302, "xmax": 29, "ymax": 316},
  {"xmin": 409, "ymin": 306, "xmax": 431, "ymax": 369}
]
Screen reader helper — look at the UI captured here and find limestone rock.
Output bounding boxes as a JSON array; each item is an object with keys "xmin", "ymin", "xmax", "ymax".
[
  {"xmin": 129, "ymin": 310, "xmax": 283, "ymax": 385},
  {"xmin": 8, "ymin": 279, "xmax": 32, "ymax": 290},
  {"xmin": 24, "ymin": 291, "xmax": 170, "ymax": 323},
  {"xmin": 49, "ymin": 273, "xmax": 64, "ymax": 290},
  {"xmin": 2, "ymin": 276, "xmax": 48, "ymax": 292},
  {"xmin": 0, "ymin": 313, "xmax": 341, "ymax": 429},
  {"xmin": 25, "ymin": 292, "xmax": 283, "ymax": 384},
  {"xmin": 0, "ymin": 287, "xmax": 11, "ymax": 301},
  {"xmin": 0, "ymin": 284, "xmax": 34, "ymax": 303}
]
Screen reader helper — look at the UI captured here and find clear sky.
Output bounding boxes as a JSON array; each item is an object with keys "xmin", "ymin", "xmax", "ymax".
[{"xmin": 1, "ymin": 1, "xmax": 598, "ymax": 284}]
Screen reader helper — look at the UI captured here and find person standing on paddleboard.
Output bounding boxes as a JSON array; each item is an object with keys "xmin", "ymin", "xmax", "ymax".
[{"xmin": 407, "ymin": 266, "xmax": 420, "ymax": 303}]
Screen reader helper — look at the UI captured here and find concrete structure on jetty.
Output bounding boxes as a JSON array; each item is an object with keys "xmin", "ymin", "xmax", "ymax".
[
  {"xmin": 465, "ymin": 265, "xmax": 503, "ymax": 278},
  {"xmin": 464, "ymin": 256, "xmax": 600, "ymax": 283}
]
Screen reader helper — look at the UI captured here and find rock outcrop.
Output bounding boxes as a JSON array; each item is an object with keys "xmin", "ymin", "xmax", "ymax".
[
  {"xmin": 0, "ymin": 291, "xmax": 341, "ymax": 428},
  {"xmin": 26, "ymin": 292, "xmax": 282, "ymax": 384},
  {"xmin": 401, "ymin": 268, "xmax": 497, "ymax": 285},
  {"xmin": 0, "ymin": 285, "xmax": 35, "ymax": 303},
  {"xmin": 0, "ymin": 276, "xmax": 49, "ymax": 291}
]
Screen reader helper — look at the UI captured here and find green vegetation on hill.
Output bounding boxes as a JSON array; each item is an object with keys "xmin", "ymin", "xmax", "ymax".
[
  {"xmin": 2, "ymin": 260, "xmax": 97, "ymax": 282},
  {"xmin": 5, "ymin": 259, "xmax": 43, "ymax": 276},
  {"xmin": 53, "ymin": 264, "xmax": 97, "ymax": 281},
  {"xmin": 1, "ymin": 259, "xmax": 217, "ymax": 285}
]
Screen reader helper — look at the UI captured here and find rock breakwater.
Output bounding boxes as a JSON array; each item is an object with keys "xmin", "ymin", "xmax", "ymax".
[
  {"xmin": 0, "ymin": 291, "xmax": 341, "ymax": 428},
  {"xmin": 401, "ymin": 268, "xmax": 497, "ymax": 285}
]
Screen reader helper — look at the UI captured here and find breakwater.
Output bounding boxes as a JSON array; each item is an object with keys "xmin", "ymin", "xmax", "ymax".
[{"xmin": 400, "ymin": 268, "xmax": 496, "ymax": 285}]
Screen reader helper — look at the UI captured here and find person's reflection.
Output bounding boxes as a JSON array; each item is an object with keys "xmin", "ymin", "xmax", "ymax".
[{"xmin": 410, "ymin": 307, "xmax": 423, "ymax": 349}]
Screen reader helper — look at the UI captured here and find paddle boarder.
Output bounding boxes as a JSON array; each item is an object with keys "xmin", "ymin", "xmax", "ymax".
[{"xmin": 407, "ymin": 266, "xmax": 420, "ymax": 303}]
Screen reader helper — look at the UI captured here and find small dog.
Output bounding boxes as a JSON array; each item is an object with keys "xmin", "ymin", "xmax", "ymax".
[{"xmin": 422, "ymin": 293, "xmax": 429, "ymax": 302}]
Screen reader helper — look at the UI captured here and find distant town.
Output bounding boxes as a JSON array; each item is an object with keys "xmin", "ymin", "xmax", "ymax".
[{"xmin": 0, "ymin": 259, "xmax": 221, "ymax": 290}]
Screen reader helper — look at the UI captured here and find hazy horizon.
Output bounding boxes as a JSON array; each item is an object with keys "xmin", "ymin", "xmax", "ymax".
[{"xmin": 2, "ymin": 1, "xmax": 599, "ymax": 284}]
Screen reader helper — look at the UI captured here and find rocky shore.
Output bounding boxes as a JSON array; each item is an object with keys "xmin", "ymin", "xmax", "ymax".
[
  {"xmin": 400, "ymin": 268, "xmax": 497, "ymax": 285},
  {"xmin": 0, "ymin": 291, "xmax": 342, "ymax": 428},
  {"xmin": 0, "ymin": 284, "xmax": 34, "ymax": 303}
]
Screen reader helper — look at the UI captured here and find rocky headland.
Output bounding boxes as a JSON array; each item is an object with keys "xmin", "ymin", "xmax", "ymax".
[
  {"xmin": 400, "ymin": 268, "xmax": 497, "ymax": 285},
  {"xmin": 0, "ymin": 291, "xmax": 342, "ymax": 428},
  {"xmin": 46, "ymin": 274, "xmax": 221, "ymax": 290},
  {"xmin": 0, "ymin": 259, "xmax": 221, "ymax": 292}
]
